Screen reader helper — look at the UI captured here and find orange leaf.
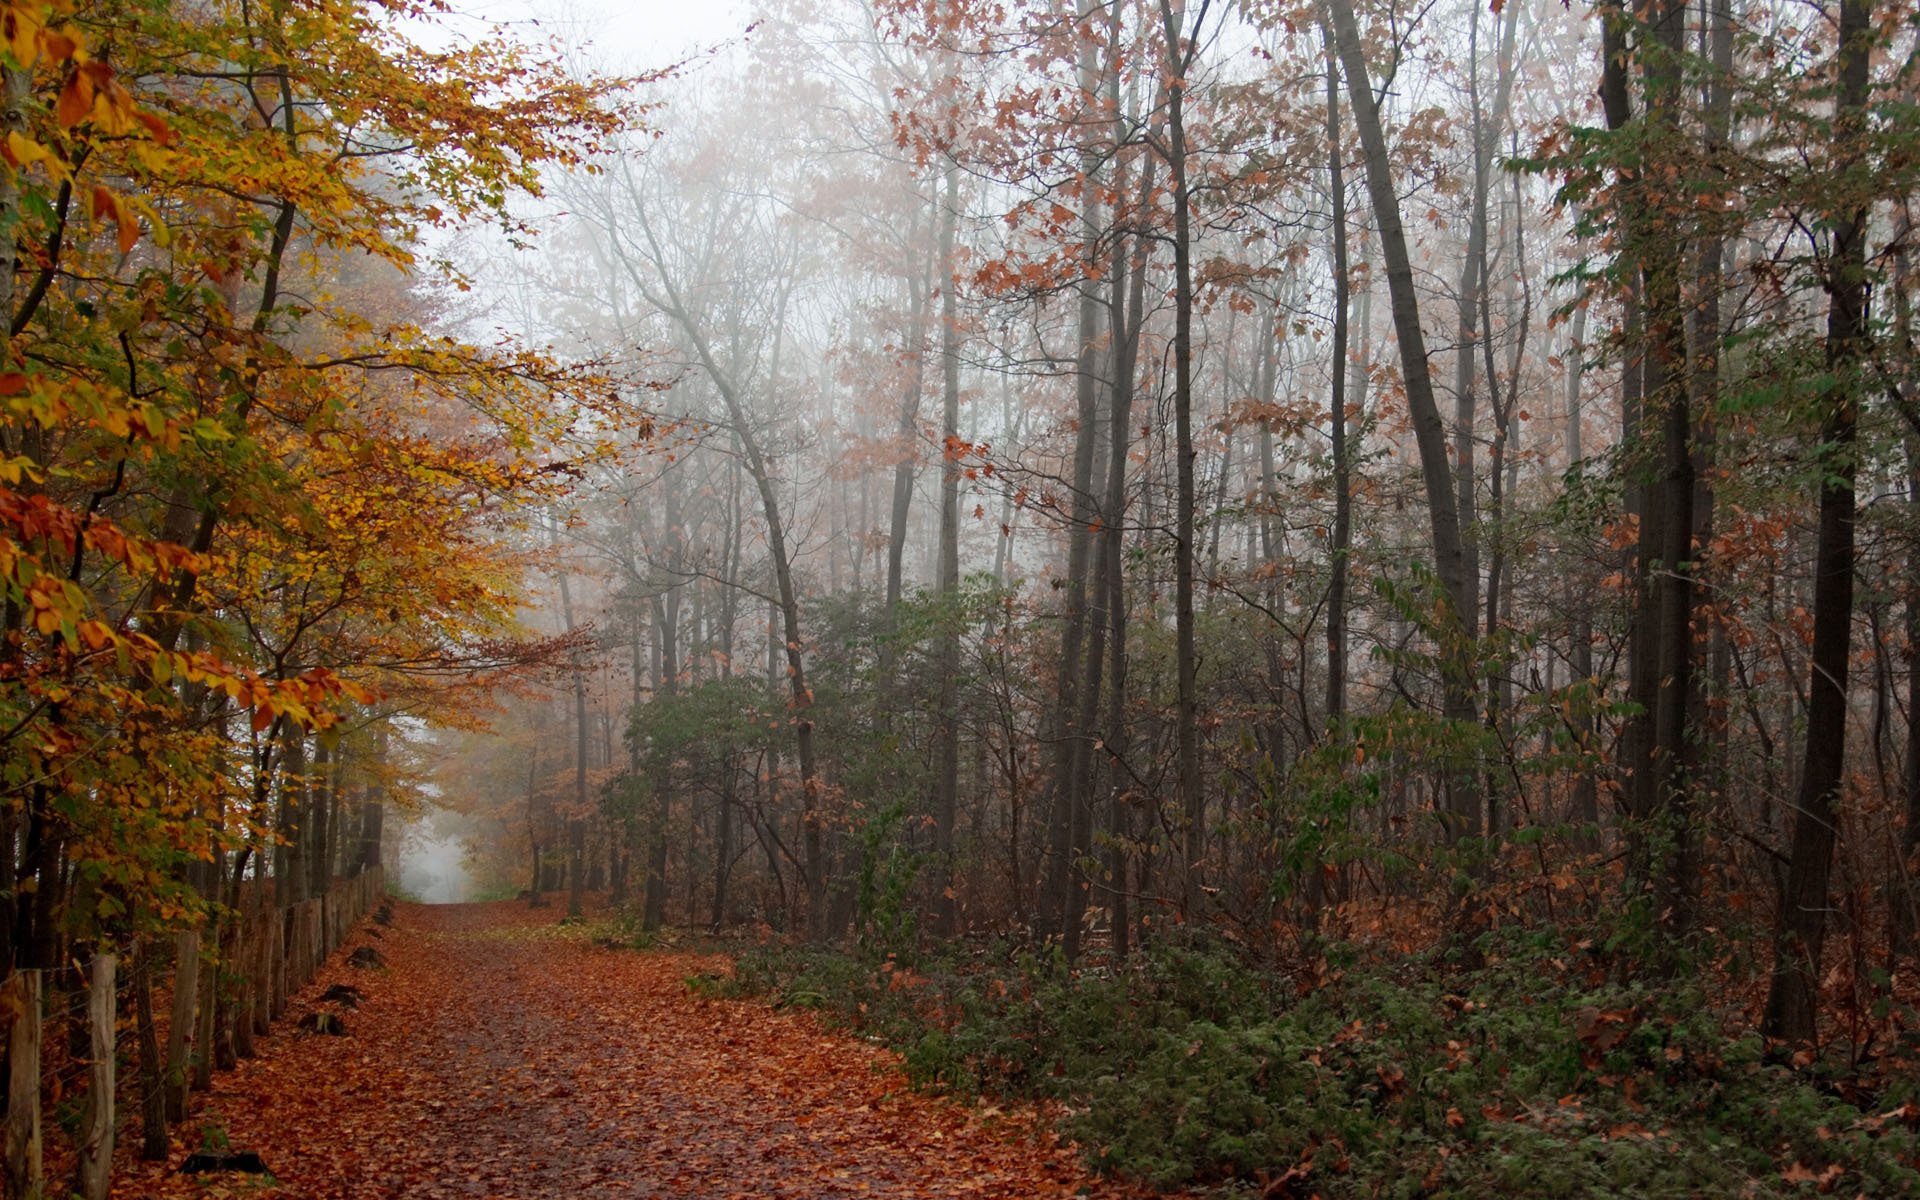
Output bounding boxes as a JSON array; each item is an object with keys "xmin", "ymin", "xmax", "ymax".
[
  {"xmin": 56, "ymin": 69, "xmax": 90, "ymax": 128},
  {"xmin": 134, "ymin": 110, "xmax": 176, "ymax": 146},
  {"xmin": 114, "ymin": 196, "xmax": 138, "ymax": 255}
]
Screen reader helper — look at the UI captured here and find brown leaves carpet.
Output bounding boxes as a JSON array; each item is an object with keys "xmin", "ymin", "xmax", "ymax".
[{"xmin": 117, "ymin": 902, "xmax": 1150, "ymax": 1199}]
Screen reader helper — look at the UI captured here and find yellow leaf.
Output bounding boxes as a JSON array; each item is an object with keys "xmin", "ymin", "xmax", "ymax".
[
  {"xmin": 5, "ymin": 5, "xmax": 43, "ymax": 67},
  {"xmin": 130, "ymin": 195, "xmax": 170, "ymax": 248}
]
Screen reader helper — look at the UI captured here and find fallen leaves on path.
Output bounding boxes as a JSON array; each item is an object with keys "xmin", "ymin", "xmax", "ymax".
[{"xmin": 115, "ymin": 902, "xmax": 1163, "ymax": 1199}]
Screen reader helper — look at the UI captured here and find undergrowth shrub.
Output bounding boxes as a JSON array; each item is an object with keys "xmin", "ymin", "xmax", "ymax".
[{"xmin": 722, "ymin": 931, "xmax": 1920, "ymax": 1197}]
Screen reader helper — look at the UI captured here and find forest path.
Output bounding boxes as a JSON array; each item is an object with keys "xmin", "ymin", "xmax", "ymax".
[{"xmin": 119, "ymin": 901, "xmax": 1132, "ymax": 1199}]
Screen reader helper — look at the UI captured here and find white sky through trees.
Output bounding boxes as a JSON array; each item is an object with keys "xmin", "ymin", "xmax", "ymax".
[{"xmin": 472, "ymin": 0, "xmax": 753, "ymax": 72}]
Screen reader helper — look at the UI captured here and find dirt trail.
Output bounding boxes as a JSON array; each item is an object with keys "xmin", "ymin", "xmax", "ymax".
[{"xmin": 117, "ymin": 902, "xmax": 1139, "ymax": 1199}]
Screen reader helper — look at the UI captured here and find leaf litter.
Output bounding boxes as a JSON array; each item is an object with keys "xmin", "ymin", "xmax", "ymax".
[{"xmin": 115, "ymin": 901, "xmax": 1163, "ymax": 1199}]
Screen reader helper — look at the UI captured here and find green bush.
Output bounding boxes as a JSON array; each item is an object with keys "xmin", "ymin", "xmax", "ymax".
[{"xmin": 723, "ymin": 936, "xmax": 1920, "ymax": 1197}]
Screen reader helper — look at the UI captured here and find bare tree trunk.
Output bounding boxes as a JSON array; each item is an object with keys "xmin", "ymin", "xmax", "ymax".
[
  {"xmin": 1603, "ymin": 0, "xmax": 1696, "ymax": 944},
  {"xmin": 276, "ymin": 732, "xmax": 308, "ymax": 908},
  {"xmin": 931, "ymin": 165, "xmax": 963, "ymax": 939},
  {"xmin": 1037, "ymin": 31, "xmax": 1111, "ymax": 943},
  {"xmin": 525, "ymin": 753, "xmax": 543, "ymax": 905},
  {"xmin": 1103, "ymin": 140, "xmax": 1157, "ymax": 959},
  {"xmin": 1902, "ymin": 431, "xmax": 1920, "ymax": 960},
  {"xmin": 553, "ymin": 528, "xmax": 591, "ymax": 922},
  {"xmin": 1564, "ymin": 303, "xmax": 1600, "ymax": 847},
  {"xmin": 307, "ymin": 740, "xmax": 334, "ymax": 900},
  {"xmin": 1324, "ymin": 0, "xmax": 1477, "ymax": 838},
  {"xmin": 711, "ymin": 450, "xmax": 745, "ymax": 929},
  {"xmin": 1161, "ymin": 0, "xmax": 1206, "ymax": 912},
  {"xmin": 881, "ymin": 203, "xmax": 934, "ymax": 691},
  {"xmin": 1449, "ymin": 3, "xmax": 1488, "ymax": 643},
  {"xmin": 1763, "ymin": 0, "xmax": 1870, "ymax": 1041},
  {"xmin": 1323, "ymin": 31, "xmax": 1351, "ymax": 731},
  {"xmin": 1688, "ymin": 0, "xmax": 1734, "ymax": 800},
  {"xmin": 646, "ymin": 567, "xmax": 681, "ymax": 932}
]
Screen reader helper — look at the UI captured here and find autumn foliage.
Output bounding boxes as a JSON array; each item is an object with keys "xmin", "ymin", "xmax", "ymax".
[{"xmin": 0, "ymin": 0, "xmax": 649, "ymax": 1194}]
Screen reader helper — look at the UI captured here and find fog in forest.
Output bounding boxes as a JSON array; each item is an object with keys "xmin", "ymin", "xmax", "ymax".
[
  {"xmin": 427, "ymin": 0, "xmax": 1918, "ymax": 1037},
  {"xmin": 6, "ymin": 0, "xmax": 1918, "ymax": 1193},
  {"xmin": 397, "ymin": 820, "xmax": 478, "ymax": 904}
]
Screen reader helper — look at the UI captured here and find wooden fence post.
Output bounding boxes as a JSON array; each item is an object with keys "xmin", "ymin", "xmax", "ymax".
[
  {"xmin": 163, "ymin": 932, "xmax": 198, "ymax": 1122},
  {"xmin": 272, "ymin": 908, "xmax": 289, "ymax": 1017},
  {"xmin": 132, "ymin": 943, "xmax": 168, "ymax": 1161},
  {"xmin": 231, "ymin": 919, "xmax": 256, "ymax": 1061},
  {"xmin": 252, "ymin": 911, "xmax": 272, "ymax": 1035},
  {"xmin": 75, "ymin": 953, "xmax": 115, "ymax": 1200},
  {"xmin": 4, "ymin": 968, "xmax": 43, "ymax": 1200}
]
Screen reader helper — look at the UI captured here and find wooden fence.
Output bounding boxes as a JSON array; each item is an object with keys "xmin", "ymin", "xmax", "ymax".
[{"xmin": 2, "ymin": 866, "xmax": 386, "ymax": 1200}]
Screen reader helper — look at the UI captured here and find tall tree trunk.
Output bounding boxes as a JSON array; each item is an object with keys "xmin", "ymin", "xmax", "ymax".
[
  {"xmin": 1161, "ymin": 0, "xmax": 1206, "ymax": 912},
  {"xmin": 1450, "ymin": 3, "xmax": 1488, "ymax": 643},
  {"xmin": 881, "ymin": 204, "xmax": 934, "ymax": 699},
  {"xmin": 1103, "ymin": 141, "xmax": 1157, "ymax": 959},
  {"xmin": 1688, "ymin": 0, "xmax": 1734, "ymax": 799},
  {"xmin": 276, "ymin": 732, "xmax": 307, "ymax": 908},
  {"xmin": 1325, "ymin": 0, "xmax": 1478, "ymax": 838},
  {"xmin": 1323, "ymin": 32, "xmax": 1351, "ymax": 731},
  {"xmin": 1037, "ymin": 30, "xmax": 1111, "ymax": 943},
  {"xmin": 307, "ymin": 740, "xmax": 335, "ymax": 900},
  {"xmin": 1603, "ymin": 0, "xmax": 1696, "ymax": 943},
  {"xmin": 711, "ymin": 449, "xmax": 745, "ymax": 929},
  {"xmin": 1763, "ymin": 0, "xmax": 1870, "ymax": 1041},
  {"xmin": 553, "ymin": 528, "xmax": 591, "ymax": 921},
  {"xmin": 646, "ymin": 576, "xmax": 681, "ymax": 932},
  {"xmin": 1901, "ymin": 431, "xmax": 1920, "ymax": 961},
  {"xmin": 1564, "ymin": 304, "xmax": 1600, "ymax": 846},
  {"xmin": 359, "ymin": 736, "xmax": 385, "ymax": 874},
  {"xmin": 931, "ymin": 165, "xmax": 963, "ymax": 939}
]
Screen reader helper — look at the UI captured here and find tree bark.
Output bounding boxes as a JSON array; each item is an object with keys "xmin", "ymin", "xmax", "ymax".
[
  {"xmin": 1323, "ymin": 29, "xmax": 1351, "ymax": 731},
  {"xmin": 133, "ymin": 942, "xmax": 168, "ymax": 1160},
  {"xmin": 74, "ymin": 953, "xmax": 114, "ymax": 1200},
  {"xmin": 1763, "ymin": 0, "xmax": 1870, "ymax": 1042},
  {"xmin": 1102, "ymin": 141, "xmax": 1157, "ymax": 958},
  {"xmin": 931, "ymin": 164, "xmax": 963, "ymax": 939},
  {"xmin": 1324, "ymin": 0, "xmax": 1478, "ymax": 838},
  {"xmin": 1902, "ymin": 432, "xmax": 1920, "ymax": 960},
  {"xmin": 646, "ymin": 575, "xmax": 680, "ymax": 932},
  {"xmin": 553, "ymin": 526, "xmax": 592, "ymax": 922},
  {"xmin": 1161, "ymin": 0, "xmax": 1206, "ymax": 911},
  {"xmin": 1564, "ymin": 302, "xmax": 1600, "ymax": 847},
  {"xmin": 1037, "ymin": 29, "xmax": 1111, "ymax": 944},
  {"xmin": 163, "ymin": 931, "xmax": 198, "ymax": 1122},
  {"xmin": 3, "ymin": 969, "xmax": 41, "ymax": 1200}
]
